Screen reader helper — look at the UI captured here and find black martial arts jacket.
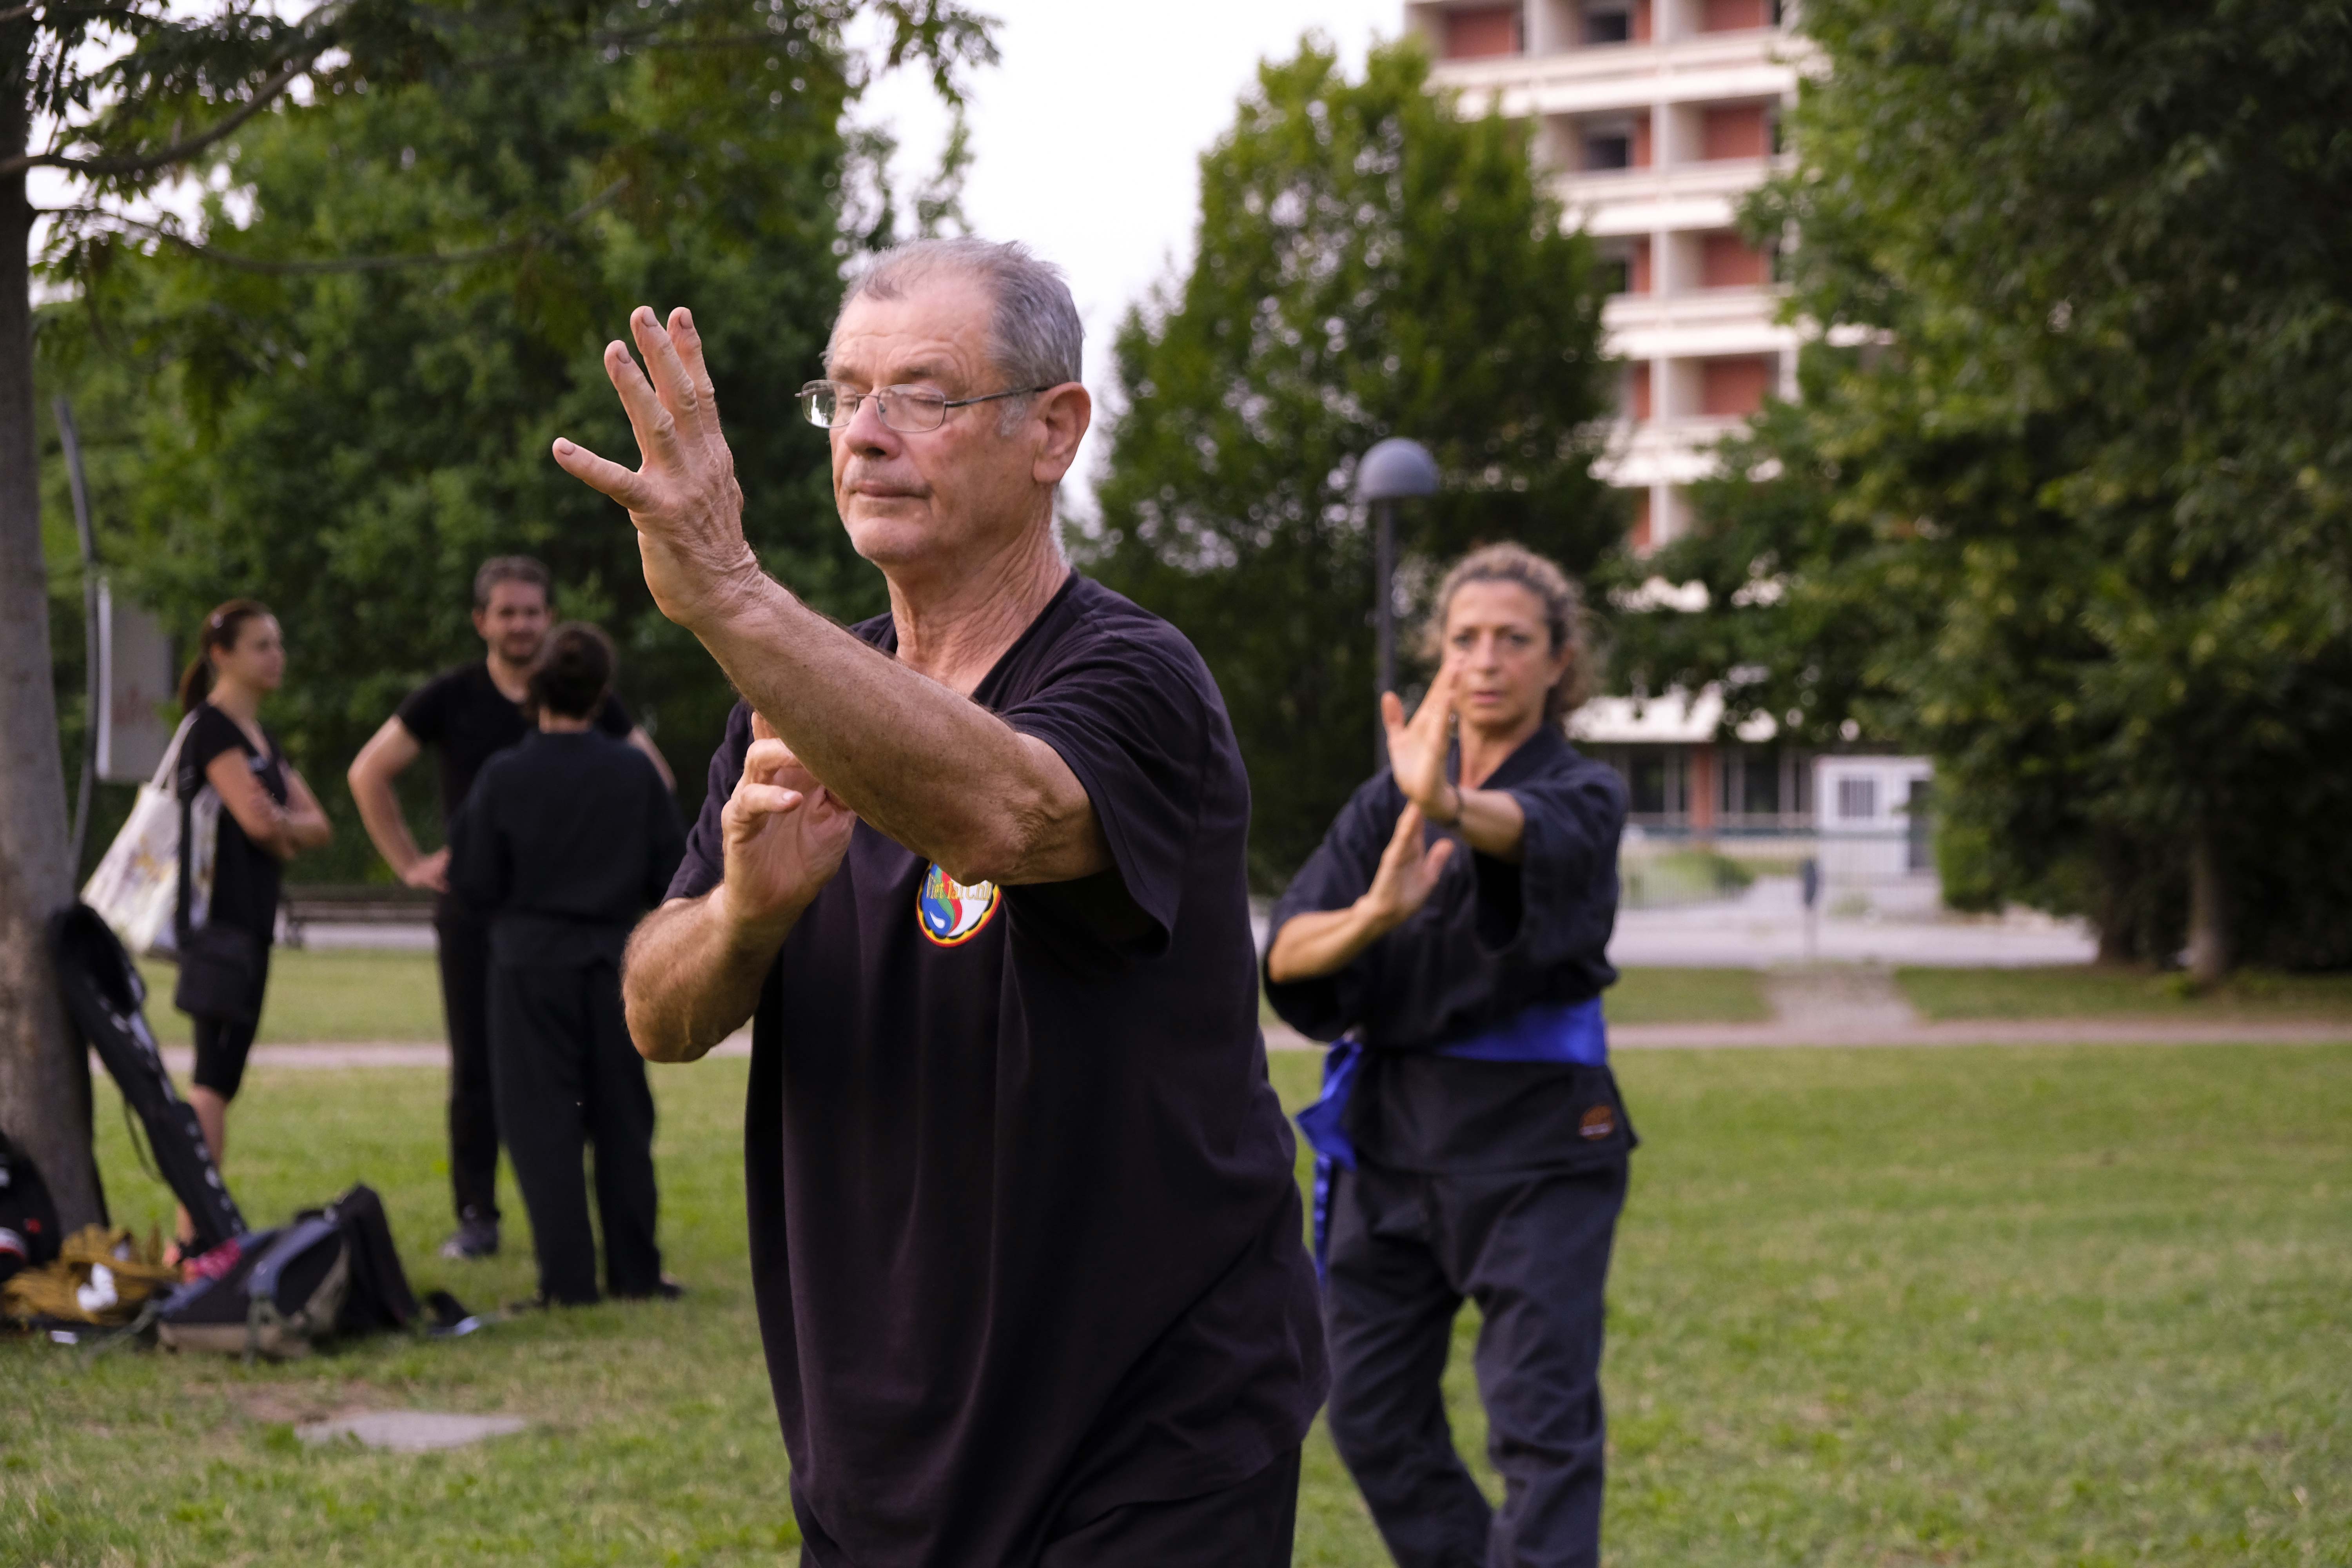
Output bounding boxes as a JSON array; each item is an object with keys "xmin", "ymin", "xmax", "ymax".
[
  {"xmin": 447, "ymin": 729, "xmax": 684, "ymax": 969},
  {"xmin": 1264, "ymin": 725, "xmax": 1638, "ymax": 1175}
]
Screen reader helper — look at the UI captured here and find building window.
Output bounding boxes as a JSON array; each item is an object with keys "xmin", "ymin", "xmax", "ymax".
[
  {"xmin": 1584, "ymin": 129, "xmax": 1632, "ymax": 170},
  {"xmin": 1624, "ymin": 360, "xmax": 1652, "ymax": 421},
  {"xmin": 1442, "ymin": 4, "xmax": 1523, "ymax": 59},
  {"xmin": 1584, "ymin": 2, "xmax": 1632, "ymax": 44},
  {"xmin": 1837, "ymin": 777, "xmax": 1877, "ymax": 821},
  {"xmin": 1699, "ymin": 354, "xmax": 1777, "ymax": 417},
  {"xmin": 1631, "ymin": 752, "xmax": 1680, "ymax": 817},
  {"xmin": 1742, "ymin": 751, "xmax": 1781, "ymax": 815},
  {"xmin": 1699, "ymin": 103, "xmax": 1771, "ymax": 162},
  {"xmin": 1598, "ymin": 255, "xmax": 1631, "ymax": 294},
  {"xmin": 1629, "ymin": 490, "xmax": 1653, "ymax": 552},
  {"xmin": 1699, "ymin": 0, "xmax": 1771, "ymax": 31},
  {"xmin": 1699, "ymin": 231, "xmax": 1769, "ymax": 288}
]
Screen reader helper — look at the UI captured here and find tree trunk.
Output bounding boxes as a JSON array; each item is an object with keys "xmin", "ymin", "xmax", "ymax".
[
  {"xmin": 2184, "ymin": 817, "xmax": 2232, "ymax": 990},
  {"xmin": 0, "ymin": 56, "xmax": 105, "ymax": 1229}
]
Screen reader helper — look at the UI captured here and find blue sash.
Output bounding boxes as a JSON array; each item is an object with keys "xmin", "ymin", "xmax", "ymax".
[{"xmin": 1296, "ymin": 996, "xmax": 1607, "ymax": 1278}]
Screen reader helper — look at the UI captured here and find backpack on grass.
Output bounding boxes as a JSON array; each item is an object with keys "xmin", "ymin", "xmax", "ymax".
[{"xmin": 156, "ymin": 1184, "xmax": 422, "ymax": 1359}]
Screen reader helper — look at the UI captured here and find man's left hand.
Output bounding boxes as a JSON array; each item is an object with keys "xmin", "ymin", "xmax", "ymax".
[{"xmin": 552, "ymin": 306, "xmax": 763, "ymax": 634}]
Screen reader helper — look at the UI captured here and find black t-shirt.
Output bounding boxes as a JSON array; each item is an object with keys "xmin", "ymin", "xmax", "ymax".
[
  {"xmin": 668, "ymin": 574, "xmax": 1325, "ymax": 1567},
  {"xmin": 1264, "ymin": 726, "xmax": 1638, "ymax": 1174},
  {"xmin": 446, "ymin": 731, "xmax": 685, "ymax": 968},
  {"xmin": 396, "ymin": 660, "xmax": 633, "ymax": 826},
  {"xmin": 176, "ymin": 704, "xmax": 287, "ymax": 941}
]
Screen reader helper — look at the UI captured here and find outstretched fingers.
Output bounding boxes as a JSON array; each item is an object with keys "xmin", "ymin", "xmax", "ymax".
[
  {"xmin": 668, "ymin": 307, "xmax": 727, "ymax": 440},
  {"xmin": 599, "ymin": 332, "xmax": 686, "ymax": 474},
  {"xmin": 552, "ymin": 436, "xmax": 659, "ymax": 511},
  {"xmin": 631, "ymin": 306, "xmax": 715, "ymax": 454}
]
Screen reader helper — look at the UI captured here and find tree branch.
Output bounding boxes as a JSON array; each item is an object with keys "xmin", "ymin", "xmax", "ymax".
[
  {"xmin": 3, "ymin": 53, "xmax": 316, "ymax": 178},
  {"xmin": 41, "ymin": 178, "xmax": 632, "ymax": 274}
]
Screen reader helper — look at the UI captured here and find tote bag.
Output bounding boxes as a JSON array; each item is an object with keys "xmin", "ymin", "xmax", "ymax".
[{"xmin": 80, "ymin": 712, "xmax": 218, "ymax": 960}]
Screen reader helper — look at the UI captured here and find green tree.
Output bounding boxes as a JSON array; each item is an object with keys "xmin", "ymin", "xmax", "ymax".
[
  {"xmin": 5, "ymin": 0, "xmax": 988, "ymax": 1226},
  {"xmin": 1087, "ymin": 36, "xmax": 1618, "ymax": 886},
  {"xmin": 1610, "ymin": 0, "xmax": 2352, "ymax": 980}
]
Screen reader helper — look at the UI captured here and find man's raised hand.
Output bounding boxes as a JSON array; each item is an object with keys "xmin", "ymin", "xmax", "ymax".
[
  {"xmin": 551, "ymin": 306, "xmax": 760, "ymax": 633},
  {"xmin": 712, "ymin": 716, "xmax": 857, "ymax": 944}
]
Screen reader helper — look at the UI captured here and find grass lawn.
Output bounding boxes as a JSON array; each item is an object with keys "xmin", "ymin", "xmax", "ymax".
[
  {"xmin": 1898, "ymin": 964, "xmax": 2352, "ymax": 1023},
  {"xmin": 9, "ymin": 1044, "xmax": 2348, "ymax": 1565},
  {"xmin": 1604, "ymin": 966, "xmax": 1769, "ymax": 1026},
  {"xmin": 134, "ymin": 949, "xmax": 447, "ymax": 1047}
]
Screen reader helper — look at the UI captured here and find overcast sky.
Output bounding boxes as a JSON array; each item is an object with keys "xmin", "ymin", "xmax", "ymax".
[
  {"xmin": 858, "ymin": 0, "xmax": 1405, "ymax": 507},
  {"xmin": 33, "ymin": 2, "xmax": 1410, "ymax": 501}
]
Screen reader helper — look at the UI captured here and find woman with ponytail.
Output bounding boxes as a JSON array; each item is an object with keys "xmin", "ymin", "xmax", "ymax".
[{"xmin": 171, "ymin": 600, "xmax": 332, "ymax": 1255}]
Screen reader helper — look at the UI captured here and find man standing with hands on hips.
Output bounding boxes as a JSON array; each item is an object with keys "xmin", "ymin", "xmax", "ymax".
[{"xmin": 550, "ymin": 239, "xmax": 1325, "ymax": 1567}]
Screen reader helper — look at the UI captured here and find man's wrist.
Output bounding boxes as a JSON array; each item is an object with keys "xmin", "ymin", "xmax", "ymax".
[{"xmin": 710, "ymin": 880, "xmax": 802, "ymax": 950}]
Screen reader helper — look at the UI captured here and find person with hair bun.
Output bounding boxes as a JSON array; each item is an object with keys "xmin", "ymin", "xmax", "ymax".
[
  {"xmin": 446, "ymin": 622, "xmax": 684, "ymax": 1307},
  {"xmin": 171, "ymin": 600, "xmax": 333, "ymax": 1256},
  {"xmin": 1265, "ymin": 543, "xmax": 1634, "ymax": 1568}
]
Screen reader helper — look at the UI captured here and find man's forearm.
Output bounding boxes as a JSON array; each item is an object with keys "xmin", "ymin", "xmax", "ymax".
[
  {"xmin": 349, "ymin": 768, "xmax": 423, "ymax": 873},
  {"xmin": 690, "ymin": 577, "xmax": 1092, "ymax": 886},
  {"xmin": 622, "ymin": 887, "xmax": 797, "ymax": 1063}
]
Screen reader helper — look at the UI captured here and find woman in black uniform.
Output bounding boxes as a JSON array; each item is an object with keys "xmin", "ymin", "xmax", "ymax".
[
  {"xmin": 447, "ymin": 623, "xmax": 684, "ymax": 1307},
  {"xmin": 1265, "ymin": 543, "xmax": 1632, "ymax": 1568},
  {"xmin": 172, "ymin": 600, "xmax": 334, "ymax": 1252}
]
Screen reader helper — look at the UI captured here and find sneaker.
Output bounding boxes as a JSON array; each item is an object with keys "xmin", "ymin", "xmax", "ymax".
[{"xmin": 438, "ymin": 1216, "xmax": 500, "ymax": 1261}]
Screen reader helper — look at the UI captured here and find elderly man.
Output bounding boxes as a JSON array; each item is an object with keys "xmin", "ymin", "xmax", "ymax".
[{"xmin": 551, "ymin": 238, "xmax": 1326, "ymax": 1567}]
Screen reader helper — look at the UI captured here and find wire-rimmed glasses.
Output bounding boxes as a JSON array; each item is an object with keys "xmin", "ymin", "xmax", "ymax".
[{"xmin": 798, "ymin": 380, "xmax": 1050, "ymax": 434}]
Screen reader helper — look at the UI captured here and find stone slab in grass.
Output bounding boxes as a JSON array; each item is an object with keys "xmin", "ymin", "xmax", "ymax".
[{"xmin": 298, "ymin": 1411, "xmax": 528, "ymax": 1453}]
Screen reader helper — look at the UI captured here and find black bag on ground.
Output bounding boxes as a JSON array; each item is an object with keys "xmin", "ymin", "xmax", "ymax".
[
  {"xmin": 323, "ymin": 1184, "xmax": 419, "ymax": 1332},
  {"xmin": 0, "ymin": 1129, "xmax": 61, "ymax": 1287},
  {"xmin": 156, "ymin": 1185, "xmax": 423, "ymax": 1357},
  {"xmin": 46, "ymin": 904, "xmax": 248, "ymax": 1251},
  {"xmin": 156, "ymin": 1217, "xmax": 348, "ymax": 1359}
]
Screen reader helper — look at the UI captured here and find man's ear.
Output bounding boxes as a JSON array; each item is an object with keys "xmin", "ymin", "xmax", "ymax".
[{"xmin": 1031, "ymin": 382, "xmax": 1092, "ymax": 486}]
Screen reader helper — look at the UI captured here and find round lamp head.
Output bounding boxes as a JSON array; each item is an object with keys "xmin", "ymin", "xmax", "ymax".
[{"xmin": 1354, "ymin": 437, "xmax": 1441, "ymax": 503}]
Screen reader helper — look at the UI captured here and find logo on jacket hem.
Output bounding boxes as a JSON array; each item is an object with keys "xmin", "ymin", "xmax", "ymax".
[{"xmin": 916, "ymin": 864, "xmax": 1000, "ymax": 947}]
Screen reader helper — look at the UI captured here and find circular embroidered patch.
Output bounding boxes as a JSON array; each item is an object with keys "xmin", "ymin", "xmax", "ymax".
[{"xmin": 916, "ymin": 863, "xmax": 1001, "ymax": 947}]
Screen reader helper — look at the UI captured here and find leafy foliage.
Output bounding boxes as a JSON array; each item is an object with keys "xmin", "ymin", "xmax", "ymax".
[
  {"xmin": 33, "ymin": 0, "xmax": 994, "ymax": 871},
  {"xmin": 1608, "ymin": 0, "xmax": 2352, "ymax": 967},
  {"xmin": 1087, "ymin": 37, "xmax": 1618, "ymax": 886}
]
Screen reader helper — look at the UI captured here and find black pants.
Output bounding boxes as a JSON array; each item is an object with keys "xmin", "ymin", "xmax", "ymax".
[
  {"xmin": 797, "ymin": 1448, "xmax": 1301, "ymax": 1568},
  {"xmin": 1323, "ymin": 1160, "xmax": 1626, "ymax": 1568},
  {"xmin": 1040, "ymin": 1447, "xmax": 1301, "ymax": 1567},
  {"xmin": 487, "ymin": 959, "xmax": 662, "ymax": 1305},
  {"xmin": 435, "ymin": 912, "xmax": 502, "ymax": 1225}
]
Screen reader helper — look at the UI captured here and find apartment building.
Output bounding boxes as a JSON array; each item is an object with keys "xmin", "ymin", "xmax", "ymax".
[
  {"xmin": 1406, "ymin": 2, "xmax": 1937, "ymax": 867},
  {"xmin": 1409, "ymin": 0, "xmax": 1804, "ymax": 550}
]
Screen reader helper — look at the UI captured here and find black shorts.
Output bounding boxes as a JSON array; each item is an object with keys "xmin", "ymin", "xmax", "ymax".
[{"xmin": 190, "ymin": 1014, "xmax": 261, "ymax": 1101}]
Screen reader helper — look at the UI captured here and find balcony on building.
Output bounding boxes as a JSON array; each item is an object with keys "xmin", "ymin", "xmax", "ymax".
[{"xmin": 1413, "ymin": 0, "xmax": 1791, "ymax": 67}]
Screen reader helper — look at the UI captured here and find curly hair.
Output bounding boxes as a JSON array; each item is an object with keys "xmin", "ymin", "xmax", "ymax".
[{"xmin": 1416, "ymin": 543, "xmax": 1594, "ymax": 721}]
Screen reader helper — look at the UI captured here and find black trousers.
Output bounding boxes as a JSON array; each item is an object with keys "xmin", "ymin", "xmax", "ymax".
[
  {"xmin": 1323, "ymin": 1160, "xmax": 1626, "ymax": 1568},
  {"xmin": 487, "ymin": 959, "xmax": 662, "ymax": 1305},
  {"xmin": 435, "ymin": 912, "xmax": 502, "ymax": 1225},
  {"xmin": 797, "ymin": 1447, "xmax": 1301, "ymax": 1568}
]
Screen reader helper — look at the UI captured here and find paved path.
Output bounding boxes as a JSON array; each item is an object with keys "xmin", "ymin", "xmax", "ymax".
[{"xmin": 131, "ymin": 1018, "xmax": 2352, "ymax": 1076}]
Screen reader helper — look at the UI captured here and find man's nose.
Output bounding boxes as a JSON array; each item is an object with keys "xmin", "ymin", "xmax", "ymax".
[{"xmin": 840, "ymin": 392, "xmax": 897, "ymax": 454}]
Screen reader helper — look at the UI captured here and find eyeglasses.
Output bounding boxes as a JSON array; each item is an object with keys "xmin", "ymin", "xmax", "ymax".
[{"xmin": 797, "ymin": 380, "xmax": 1051, "ymax": 434}]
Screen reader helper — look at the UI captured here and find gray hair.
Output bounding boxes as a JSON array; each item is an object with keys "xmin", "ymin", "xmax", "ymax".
[{"xmin": 831, "ymin": 238, "xmax": 1083, "ymax": 428}]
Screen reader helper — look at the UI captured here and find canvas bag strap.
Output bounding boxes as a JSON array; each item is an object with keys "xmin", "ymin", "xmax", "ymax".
[{"xmin": 151, "ymin": 710, "xmax": 201, "ymax": 792}]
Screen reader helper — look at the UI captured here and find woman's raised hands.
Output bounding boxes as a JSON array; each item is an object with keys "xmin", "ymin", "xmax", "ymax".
[{"xmin": 1381, "ymin": 659, "xmax": 1461, "ymax": 824}]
